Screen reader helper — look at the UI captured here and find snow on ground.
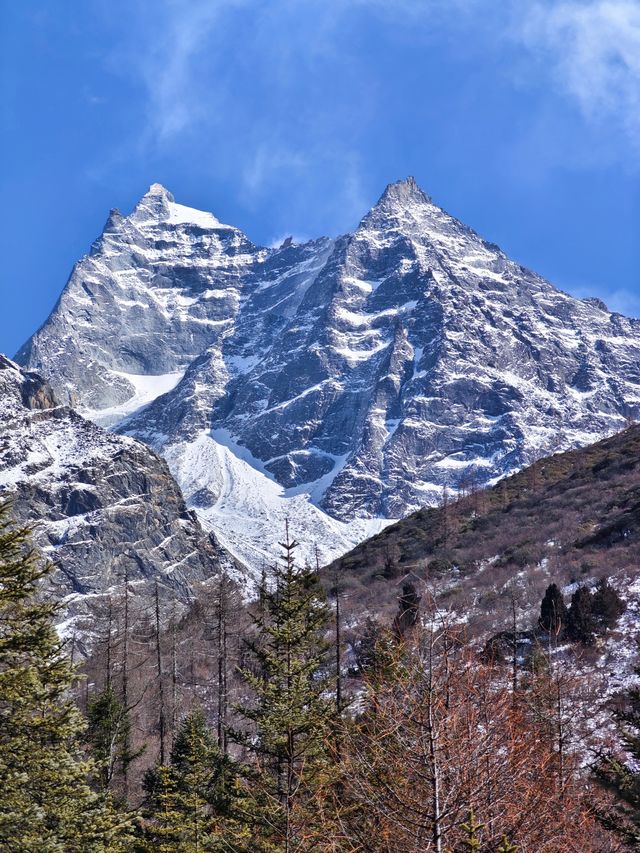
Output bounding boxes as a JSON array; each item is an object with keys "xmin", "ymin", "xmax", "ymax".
[
  {"xmin": 167, "ymin": 201, "xmax": 231, "ymax": 230},
  {"xmin": 82, "ymin": 370, "xmax": 185, "ymax": 428},
  {"xmin": 164, "ymin": 432, "xmax": 391, "ymax": 577},
  {"xmin": 80, "ymin": 373, "xmax": 392, "ymax": 577}
]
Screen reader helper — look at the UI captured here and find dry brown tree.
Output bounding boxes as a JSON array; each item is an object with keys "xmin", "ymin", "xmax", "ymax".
[{"xmin": 322, "ymin": 616, "xmax": 617, "ymax": 852}]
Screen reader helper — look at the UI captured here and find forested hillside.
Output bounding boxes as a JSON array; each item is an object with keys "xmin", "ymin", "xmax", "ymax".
[
  {"xmin": 330, "ymin": 421, "xmax": 640, "ymax": 629},
  {"xmin": 3, "ymin": 419, "xmax": 640, "ymax": 848}
]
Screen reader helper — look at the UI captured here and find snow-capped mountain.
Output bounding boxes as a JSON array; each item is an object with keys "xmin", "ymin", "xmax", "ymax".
[
  {"xmin": 18, "ymin": 178, "xmax": 640, "ymax": 571},
  {"xmin": 0, "ymin": 355, "xmax": 228, "ymax": 623}
]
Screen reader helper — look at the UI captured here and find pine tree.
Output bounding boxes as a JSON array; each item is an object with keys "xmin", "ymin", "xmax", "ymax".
[
  {"xmin": 381, "ymin": 544, "xmax": 400, "ymax": 579},
  {"xmin": 567, "ymin": 586, "xmax": 596, "ymax": 644},
  {"xmin": 138, "ymin": 764, "xmax": 184, "ymax": 851},
  {"xmin": 592, "ymin": 578, "xmax": 626, "ymax": 631},
  {"xmin": 234, "ymin": 523, "xmax": 333, "ymax": 851},
  {"xmin": 351, "ymin": 616, "xmax": 396, "ymax": 683},
  {"xmin": 0, "ymin": 502, "xmax": 130, "ymax": 851},
  {"xmin": 526, "ymin": 639, "xmax": 549, "ymax": 677},
  {"xmin": 171, "ymin": 708, "xmax": 237, "ymax": 818},
  {"xmin": 352, "ymin": 616, "xmax": 382, "ymax": 675},
  {"xmin": 86, "ymin": 685, "xmax": 133, "ymax": 795},
  {"xmin": 393, "ymin": 580, "xmax": 421, "ymax": 639},
  {"xmin": 457, "ymin": 808, "xmax": 483, "ymax": 851},
  {"xmin": 140, "ymin": 708, "xmax": 241, "ymax": 851},
  {"xmin": 538, "ymin": 583, "xmax": 568, "ymax": 635},
  {"xmin": 212, "ymin": 568, "xmax": 239, "ymax": 756}
]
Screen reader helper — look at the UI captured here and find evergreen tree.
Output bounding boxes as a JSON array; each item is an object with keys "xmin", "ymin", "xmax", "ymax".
[
  {"xmin": 381, "ymin": 546, "xmax": 400, "ymax": 580},
  {"xmin": 138, "ymin": 765, "xmax": 184, "ymax": 851},
  {"xmin": 234, "ymin": 523, "xmax": 333, "ymax": 850},
  {"xmin": 351, "ymin": 616, "xmax": 396, "ymax": 682},
  {"xmin": 0, "ymin": 502, "xmax": 130, "ymax": 851},
  {"xmin": 538, "ymin": 583, "xmax": 568, "ymax": 635},
  {"xmin": 526, "ymin": 639, "xmax": 550, "ymax": 677},
  {"xmin": 140, "ymin": 708, "xmax": 241, "ymax": 851},
  {"xmin": 457, "ymin": 808, "xmax": 483, "ymax": 851},
  {"xmin": 592, "ymin": 578, "xmax": 626, "ymax": 630},
  {"xmin": 567, "ymin": 586, "xmax": 596, "ymax": 645},
  {"xmin": 351, "ymin": 616, "xmax": 382, "ymax": 675},
  {"xmin": 171, "ymin": 708, "xmax": 237, "ymax": 817},
  {"xmin": 86, "ymin": 685, "xmax": 134, "ymax": 796},
  {"xmin": 393, "ymin": 580, "xmax": 422, "ymax": 639}
]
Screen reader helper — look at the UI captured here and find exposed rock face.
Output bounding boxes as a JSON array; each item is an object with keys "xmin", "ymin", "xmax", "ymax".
[
  {"xmin": 17, "ymin": 183, "xmax": 332, "ymax": 422},
  {"xmin": 0, "ymin": 355, "xmax": 227, "ymax": 611},
  {"xmin": 16, "ymin": 178, "xmax": 640, "ymax": 569}
]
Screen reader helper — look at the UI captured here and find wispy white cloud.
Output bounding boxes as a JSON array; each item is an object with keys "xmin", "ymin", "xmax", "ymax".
[
  {"xmin": 107, "ymin": 0, "xmax": 640, "ymax": 155},
  {"xmin": 99, "ymin": 0, "xmax": 639, "ymax": 231},
  {"xmin": 113, "ymin": 0, "xmax": 375, "ymax": 233},
  {"xmin": 566, "ymin": 280, "xmax": 640, "ymax": 318},
  {"xmin": 131, "ymin": 0, "xmax": 245, "ymax": 144},
  {"xmin": 357, "ymin": 0, "xmax": 640, "ymax": 152},
  {"xmin": 601, "ymin": 288, "xmax": 640, "ymax": 318},
  {"xmin": 514, "ymin": 1, "xmax": 640, "ymax": 145},
  {"xmin": 241, "ymin": 142, "xmax": 309, "ymax": 198}
]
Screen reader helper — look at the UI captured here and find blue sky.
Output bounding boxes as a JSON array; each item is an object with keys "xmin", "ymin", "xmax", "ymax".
[{"xmin": 1, "ymin": 0, "xmax": 639, "ymax": 357}]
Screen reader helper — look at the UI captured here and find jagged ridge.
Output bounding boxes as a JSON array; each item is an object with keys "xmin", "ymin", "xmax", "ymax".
[{"xmin": 16, "ymin": 178, "xmax": 640, "ymax": 571}]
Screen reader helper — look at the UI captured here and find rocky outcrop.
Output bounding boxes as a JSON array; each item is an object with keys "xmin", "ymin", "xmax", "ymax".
[{"xmin": 0, "ymin": 356, "xmax": 230, "ymax": 616}]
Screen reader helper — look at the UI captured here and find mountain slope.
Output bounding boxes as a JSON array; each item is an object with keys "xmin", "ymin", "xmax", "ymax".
[
  {"xmin": 328, "ymin": 423, "xmax": 640, "ymax": 704},
  {"xmin": 330, "ymin": 422, "xmax": 640, "ymax": 625},
  {"xmin": 17, "ymin": 178, "xmax": 640, "ymax": 570},
  {"xmin": 17, "ymin": 183, "xmax": 333, "ymax": 426},
  {"xmin": 197, "ymin": 176, "xmax": 640, "ymax": 520},
  {"xmin": 0, "ymin": 355, "xmax": 229, "ymax": 623}
]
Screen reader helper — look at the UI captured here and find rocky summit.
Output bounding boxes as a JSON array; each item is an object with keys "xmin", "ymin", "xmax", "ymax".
[
  {"xmin": 17, "ymin": 178, "xmax": 640, "ymax": 571},
  {"xmin": 0, "ymin": 355, "xmax": 228, "ymax": 625}
]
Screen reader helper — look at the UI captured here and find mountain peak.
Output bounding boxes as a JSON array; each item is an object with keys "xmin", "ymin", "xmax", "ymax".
[
  {"xmin": 129, "ymin": 183, "xmax": 232, "ymax": 231},
  {"xmin": 359, "ymin": 176, "xmax": 434, "ymax": 231},
  {"xmin": 130, "ymin": 182, "xmax": 175, "ymax": 224},
  {"xmin": 380, "ymin": 176, "xmax": 432, "ymax": 206},
  {"xmin": 146, "ymin": 182, "xmax": 175, "ymax": 202}
]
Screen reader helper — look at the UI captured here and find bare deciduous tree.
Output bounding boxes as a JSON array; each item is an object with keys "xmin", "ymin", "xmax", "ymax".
[{"xmin": 326, "ymin": 618, "xmax": 613, "ymax": 851}]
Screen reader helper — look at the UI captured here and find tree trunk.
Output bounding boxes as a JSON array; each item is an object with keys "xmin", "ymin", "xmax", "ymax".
[
  {"xmin": 216, "ymin": 570, "xmax": 229, "ymax": 755},
  {"xmin": 121, "ymin": 563, "xmax": 130, "ymax": 799},
  {"xmin": 171, "ymin": 615, "xmax": 178, "ymax": 739},
  {"xmin": 154, "ymin": 581, "xmax": 166, "ymax": 765}
]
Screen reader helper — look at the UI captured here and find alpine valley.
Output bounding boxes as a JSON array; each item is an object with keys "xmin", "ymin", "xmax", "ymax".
[
  {"xmin": 5, "ymin": 176, "xmax": 640, "ymax": 849},
  {"xmin": 13, "ymin": 178, "xmax": 640, "ymax": 577}
]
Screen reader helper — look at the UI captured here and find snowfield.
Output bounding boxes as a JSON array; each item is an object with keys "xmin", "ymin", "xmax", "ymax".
[{"xmin": 164, "ymin": 432, "xmax": 391, "ymax": 577}]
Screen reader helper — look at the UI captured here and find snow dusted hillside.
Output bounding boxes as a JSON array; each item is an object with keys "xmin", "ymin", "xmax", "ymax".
[
  {"xmin": 162, "ymin": 431, "xmax": 387, "ymax": 571},
  {"xmin": 17, "ymin": 178, "xmax": 640, "ymax": 573},
  {"xmin": 329, "ymin": 422, "xmax": 640, "ymax": 748},
  {"xmin": 0, "ymin": 355, "xmax": 227, "ymax": 622}
]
